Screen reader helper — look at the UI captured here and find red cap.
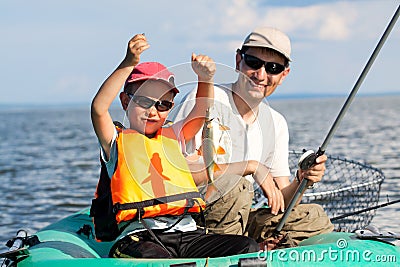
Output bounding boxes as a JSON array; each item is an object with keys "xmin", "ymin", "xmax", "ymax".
[{"xmin": 125, "ymin": 62, "xmax": 178, "ymax": 93}]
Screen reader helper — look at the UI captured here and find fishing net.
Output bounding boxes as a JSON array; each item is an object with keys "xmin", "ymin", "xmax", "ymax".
[
  {"xmin": 253, "ymin": 151, "xmax": 385, "ymax": 232},
  {"xmin": 289, "ymin": 151, "xmax": 385, "ymax": 232}
]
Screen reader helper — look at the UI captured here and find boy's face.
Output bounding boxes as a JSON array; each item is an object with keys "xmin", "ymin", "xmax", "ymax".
[{"xmin": 121, "ymin": 80, "xmax": 175, "ymax": 137}]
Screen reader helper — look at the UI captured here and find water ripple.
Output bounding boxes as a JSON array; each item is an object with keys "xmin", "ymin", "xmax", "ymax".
[{"xmin": 1, "ymin": 98, "xmax": 399, "ymax": 248}]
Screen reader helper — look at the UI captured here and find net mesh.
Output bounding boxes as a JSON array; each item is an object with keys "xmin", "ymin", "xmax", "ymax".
[
  {"xmin": 289, "ymin": 151, "xmax": 385, "ymax": 232},
  {"xmin": 253, "ymin": 151, "xmax": 385, "ymax": 232}
]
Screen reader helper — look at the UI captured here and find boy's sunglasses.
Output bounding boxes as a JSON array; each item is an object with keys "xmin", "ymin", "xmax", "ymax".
[
  {"xmin": 241, "ymin": 54, "xmax": 286, "ymax": 75},
  {"xmin": 127, "ymin": 94, "xmax": 173, "ymax": 112}
]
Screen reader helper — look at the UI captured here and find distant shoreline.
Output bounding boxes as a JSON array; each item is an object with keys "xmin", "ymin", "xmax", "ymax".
[{"xmin": 1, "ymin": 93, "xmax": 399, "ymax": 111}]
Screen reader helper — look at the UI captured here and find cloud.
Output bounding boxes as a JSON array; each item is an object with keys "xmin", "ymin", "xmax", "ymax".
[
  {"xmin": 260, "ymin": 3, "xmax": 358, "ymax": 41},
  {"xmin": 178, "ymin": 0, "xmax": 361, "ymax": 58},
  {"xmin": 207, "ymin": 0, "xmax": 395, "ymax": 44},
  {"xmin": 0, "ymin": 0, "xmax": 398, "ymax": 105}
]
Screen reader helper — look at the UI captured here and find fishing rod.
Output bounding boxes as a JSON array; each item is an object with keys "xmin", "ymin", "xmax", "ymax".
[
  {"xmin": 331, "ymin": 198, "xmax": 400, "ymax": 222},
  {"xmin": 275, "ymin": 4, "xmax": 400, "ymax": 235}
]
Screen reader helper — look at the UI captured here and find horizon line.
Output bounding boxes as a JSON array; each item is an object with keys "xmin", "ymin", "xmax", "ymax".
[{"xmin": 1, "ymin": 92, "xmax": 399, "ymax": 110}]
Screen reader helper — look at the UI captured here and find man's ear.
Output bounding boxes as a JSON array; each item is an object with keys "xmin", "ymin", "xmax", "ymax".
[
  {"xmin": 120, "ymin": 92, "xmax": 129, "ymax": 110},
  {"xmin": 278, "ymin": 67, "xmax": 291, "ymax": 85},
  {"xmin": 235, "ymin": 52, "xmax": 242, "ymax": 71}
]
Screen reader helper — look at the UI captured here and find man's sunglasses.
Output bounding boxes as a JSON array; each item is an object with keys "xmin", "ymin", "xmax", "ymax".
[
  {"xmin": 241, "ymin": 54, "xmax": 286, "ymax": 75},
  {"xmin": 127, "ymin": 94, "xmax": 173, "ymax": 112}
]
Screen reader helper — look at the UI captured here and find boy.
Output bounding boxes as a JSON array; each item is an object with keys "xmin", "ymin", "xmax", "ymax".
[{"xmin": 91, "ymin": 34, "xmax": 258, "ymax": 258}]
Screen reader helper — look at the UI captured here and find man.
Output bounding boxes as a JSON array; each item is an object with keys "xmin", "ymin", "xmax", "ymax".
[{"xmin": 171, "ymin": 27, "xmax": 333, "ymax": 248}]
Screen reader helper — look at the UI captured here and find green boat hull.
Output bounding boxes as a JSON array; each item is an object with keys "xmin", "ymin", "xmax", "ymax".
[{"xmin": 9, "ymin": 208, "xmax": 400, "ymax": 266}]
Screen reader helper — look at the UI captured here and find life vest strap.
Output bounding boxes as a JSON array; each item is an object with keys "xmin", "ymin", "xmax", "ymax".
[
  {"xmin": 113, "ymin": 191, "xmax": 202, "ymax": 212},
  {"xmin": 135, "ymin": 198, "xmax": 206, "ymax": 256}
]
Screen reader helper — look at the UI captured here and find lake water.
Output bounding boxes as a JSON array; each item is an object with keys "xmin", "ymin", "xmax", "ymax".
[{"xmin": 0, "ymin": 95, "xmax": 399, "ymax": 251}]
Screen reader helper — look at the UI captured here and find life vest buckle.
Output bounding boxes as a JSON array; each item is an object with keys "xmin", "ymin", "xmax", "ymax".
[{"xmin": 113, "ymin": 203, "xmax": 120, "ymax": 214}]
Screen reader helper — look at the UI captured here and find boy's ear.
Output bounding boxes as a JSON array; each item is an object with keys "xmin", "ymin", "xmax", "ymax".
[{"xmin": 120, "ymin": 92, "xmax": 130, "ymax": 110}]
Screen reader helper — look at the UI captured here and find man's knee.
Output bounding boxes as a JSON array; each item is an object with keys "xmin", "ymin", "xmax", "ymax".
[
  {"xmin": 203, "ymin": 176, "xmax": 254, "ymax": 235},
  {"xmin": 293, "ymin": 203, "xmax": 334, "ymax": 233},
  {"xmin": 245, "ymin": 203, "xmax": 334, "ymax": 244}
]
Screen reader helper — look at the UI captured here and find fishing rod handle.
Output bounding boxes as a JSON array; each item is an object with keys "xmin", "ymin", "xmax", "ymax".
[
  {"xmin": 274, "ymin": 177, "xmax": 308, "ymax": 234},
  {"xmin": 275, "ymin": 149, "xmax": 324, "ymax": 234}
]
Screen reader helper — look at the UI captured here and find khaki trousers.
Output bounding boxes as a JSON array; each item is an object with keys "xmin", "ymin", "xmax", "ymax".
[{"xmin": 202, "ymin": 176, "xmax": 334, "ymax": 246}]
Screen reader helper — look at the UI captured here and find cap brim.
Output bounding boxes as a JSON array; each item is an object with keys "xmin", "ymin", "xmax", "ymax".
[
  {"xmin": 127, "ymin": 77, "xmax": 179, "ymax": 93},
  {"xmin": 243, "ymin": 43, "xmax": 291, "ymax": 61}
]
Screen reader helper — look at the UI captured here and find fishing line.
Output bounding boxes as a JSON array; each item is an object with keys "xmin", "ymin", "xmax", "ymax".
[{"xmin": 275, "ymin": 4, "xmax": 400, "ymax": 235}]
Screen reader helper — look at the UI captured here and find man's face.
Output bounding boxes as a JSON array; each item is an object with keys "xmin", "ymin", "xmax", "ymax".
[{"xmin": 236, "ymin": 47, "xmax": 290, "ymax": 100}]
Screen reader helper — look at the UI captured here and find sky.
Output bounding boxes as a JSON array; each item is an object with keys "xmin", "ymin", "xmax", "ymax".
[{"xmin": 1, "ymin": 0, "xmax": 399, "ymax": 105}]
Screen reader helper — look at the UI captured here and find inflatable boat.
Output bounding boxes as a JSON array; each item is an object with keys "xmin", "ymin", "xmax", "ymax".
[{"xmin": 1, "ymin": 207, "xmax": 399, "ymax": 267}]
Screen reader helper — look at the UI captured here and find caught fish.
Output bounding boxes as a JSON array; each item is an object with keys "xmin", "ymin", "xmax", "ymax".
[
  {"xmin": 201, "ymin": 108, "xmax": 228, "ymax": 183},
  {"xmin": 202, "ymin": 108, "xmax": 216, "ymax": 183}
]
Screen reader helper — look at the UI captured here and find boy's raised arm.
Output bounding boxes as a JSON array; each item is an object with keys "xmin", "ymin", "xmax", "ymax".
[
  {"xmin": 181, "ymin": 53, "xmax": 216, "ymax": 141},
  {"xmin": 91, "ymin": 34, "xmax": 149, "ymax": 158}
]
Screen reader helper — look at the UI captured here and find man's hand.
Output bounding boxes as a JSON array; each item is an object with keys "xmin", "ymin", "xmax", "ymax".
[
  {"xmin": 253, "ymin": 163, "xmax": 285, "ymax": 215},
  {"xmin": 298, "ymin": 154, "xmax": 327, "ymax": 186}
]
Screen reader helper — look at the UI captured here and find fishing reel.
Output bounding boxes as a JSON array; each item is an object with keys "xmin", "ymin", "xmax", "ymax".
[
  {"xmin": 297, "ymin": 149, "xmax": 325, "ymax": 190},
  {"xmin": 298, "ymin": 148, "xmax": 325, "ymax": 170}
]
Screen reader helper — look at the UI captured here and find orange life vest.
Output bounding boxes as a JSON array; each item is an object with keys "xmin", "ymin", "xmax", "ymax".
[{"xmin": 111, "ymin": 127, "xmax": 205, "ymax": 223}]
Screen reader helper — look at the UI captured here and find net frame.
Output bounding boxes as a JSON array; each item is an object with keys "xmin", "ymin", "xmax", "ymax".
[
  {"xmin": 289, "ymin": 151, "xmax": 385, "ymax": 232},
  {"xmin": 252, "ymin": 151, "xmax": 385, "ymax": 232}
]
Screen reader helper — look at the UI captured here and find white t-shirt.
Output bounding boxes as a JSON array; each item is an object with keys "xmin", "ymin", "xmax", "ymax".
[{"xmin": 170, "ymin": 83, "xmax": 291, "ymax": 183}]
